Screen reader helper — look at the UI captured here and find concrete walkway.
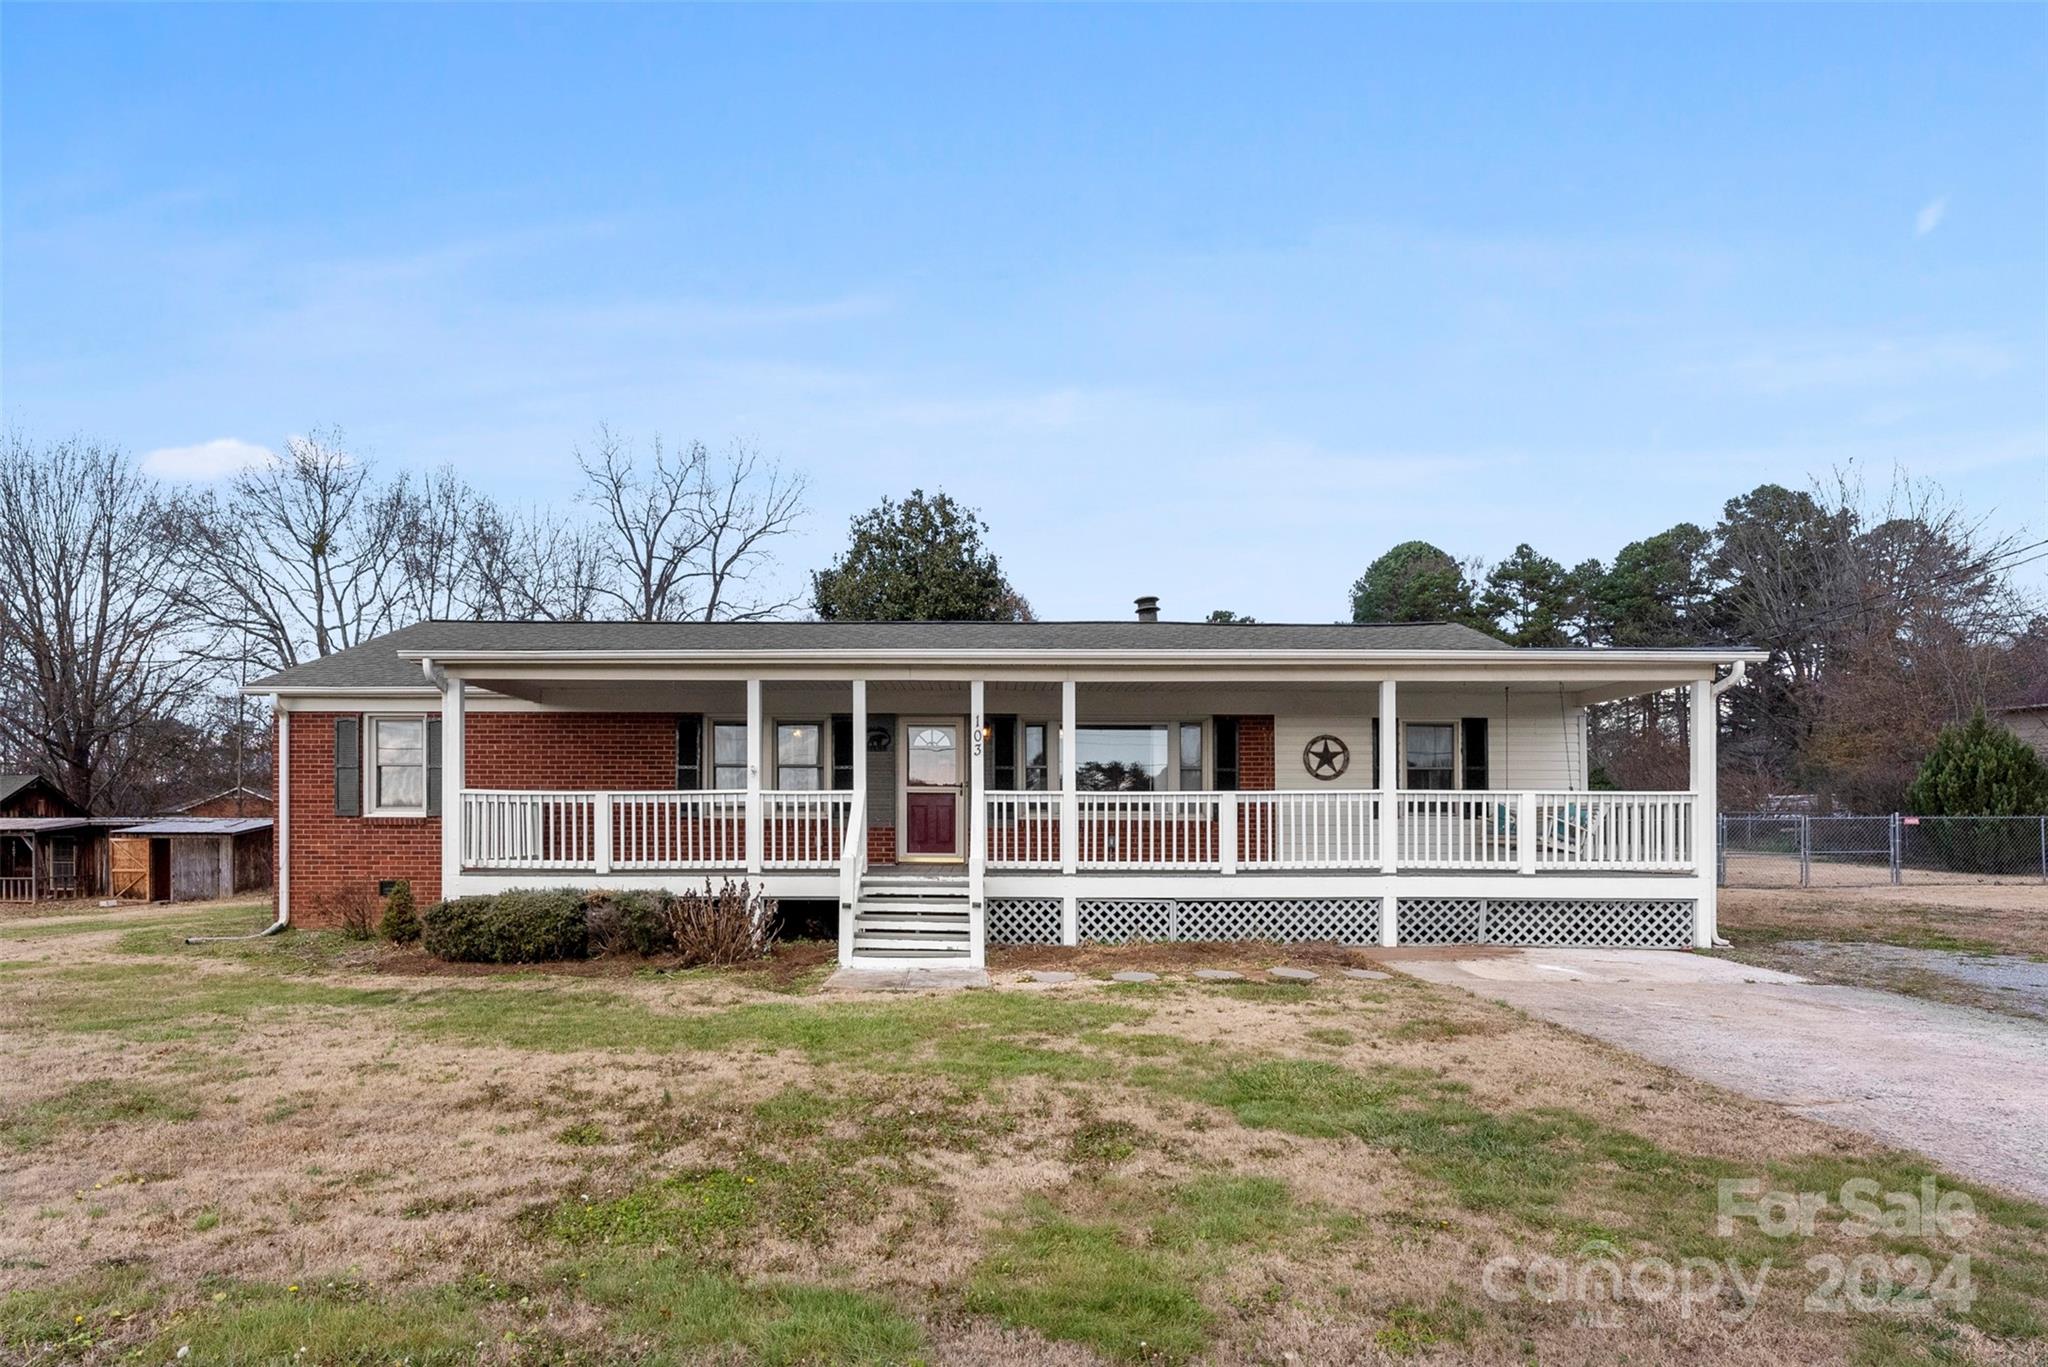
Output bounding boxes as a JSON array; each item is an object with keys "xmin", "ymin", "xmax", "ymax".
[
  {"xmin": 1391, "ymin": 948, "xmax": 2048, "ymax": 1203},
  {"xmin": 824, "ymin": 966, "xmax": 990, "ymax": 992}
]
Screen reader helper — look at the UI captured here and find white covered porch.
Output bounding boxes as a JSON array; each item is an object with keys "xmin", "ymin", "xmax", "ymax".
[{"xmin": 419, "ymin": 657, "xmax": 1738, "ymax": 970}]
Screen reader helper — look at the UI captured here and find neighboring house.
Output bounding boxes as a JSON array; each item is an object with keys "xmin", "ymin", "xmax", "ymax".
[
  {"xmin": 0, "ymin": 774, "xmax": 136, "ymax": 903},
  {"xmin": 1995, "ymin": 684, "xmax": 2048, "ymax": 758},
  {"xmin": 168, "ymin": 786, "xmax": 275, "ymax": 819},
  {"xmin": 248, "ymin": 609, "xmax": 1764, "ymax": 967},
  {"xmin": 109, "ymin": 817, "xmax": 274, "ymax": 902}
]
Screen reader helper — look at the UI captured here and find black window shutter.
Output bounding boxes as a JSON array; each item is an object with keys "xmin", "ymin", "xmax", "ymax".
[
  {"xmin": 830, "ymin": 715, "xmax": 854, "ymax": 791},
  {"xmin": 989, "ymin": 715, "xmax": 1018, "ymax": 789},
  {"xmin": 1371, "ymin": 719, "xmax": 1381, "ymax": 790},
  {"xmin": 1213, "ymin": 717, "xmax": 1239, "ymax": 791},
  {"xmin": 334, "ymin": 716, "xmax": 361, "ymax": 816},
  {"xmin": 676, "ymin": 714, "xmax": 703, "ymax": 789},
  {"xmin": 425, "ymin": 718, "xmax": 443, "ymax": 815},
  {"xmin": 1461, "ymin": 717, "xmax": 1489, "ymax": 791}
]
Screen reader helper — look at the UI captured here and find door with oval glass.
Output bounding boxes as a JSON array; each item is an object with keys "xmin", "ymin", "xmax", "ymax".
[{"xmin": 900, "ymin": 719, "xmax": 963, "ymax": 860}]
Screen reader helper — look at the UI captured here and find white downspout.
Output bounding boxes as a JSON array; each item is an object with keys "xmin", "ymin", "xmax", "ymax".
[
  {"xmin": 1699, "ymin": 662, "xmax": 1747, "ymax": 948},
  {"xmin": 188, "ymin": 699, "xmax": 290, "ymax": 942}
]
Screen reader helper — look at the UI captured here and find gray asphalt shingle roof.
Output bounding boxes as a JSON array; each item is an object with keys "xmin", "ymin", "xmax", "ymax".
[{"xmin": 249, "ymin": 618, "xmax": 1511, "ymax": 691}]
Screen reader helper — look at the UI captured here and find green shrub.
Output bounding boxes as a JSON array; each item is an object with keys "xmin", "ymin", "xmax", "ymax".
[
  {"xmin": 585, "ymin": 890, "xmax": 674, "ymax": 957},
  {"xmin": 378, "ymin": 881, "xmax": 421, "ymax": 943},
  {"xmin": 422, "ymin": 889, "xmax": 589, "ymax": 963},
  {"xmin": 1907, "ymin": 708, "xmax": 2048, "ymax": 817}
]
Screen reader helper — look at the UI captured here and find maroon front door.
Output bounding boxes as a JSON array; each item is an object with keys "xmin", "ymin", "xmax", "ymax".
[
  {"xmin": 902, "ymin": 722, "xmax": 962, "ymax": 858},
  {"xmin": 905, "ymin": 791, "xmax": 957, "ymax": 856}
]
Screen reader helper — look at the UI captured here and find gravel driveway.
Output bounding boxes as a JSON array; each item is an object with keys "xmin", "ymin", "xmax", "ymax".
[{"xmin": 1389, "ymin": 948, "xmax": 2048, "ymax": 1202}]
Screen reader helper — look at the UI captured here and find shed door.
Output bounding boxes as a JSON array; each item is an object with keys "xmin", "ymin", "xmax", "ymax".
[{"xmin": 110, "ymin": 839, "xmax": 150, "ymax": 901}]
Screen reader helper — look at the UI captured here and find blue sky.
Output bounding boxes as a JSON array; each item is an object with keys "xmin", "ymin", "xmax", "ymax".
[{"xmin": 5, "ymin": 4, "xmax": 2044, "ymax": 618}]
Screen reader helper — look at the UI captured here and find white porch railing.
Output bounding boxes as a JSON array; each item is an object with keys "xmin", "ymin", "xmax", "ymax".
[
  {"xmin": 761, "ymin": 791, "xmax": 855, "ymax": 870},
  {"xmin": 460, "ymin": 787, "xmax": 1697, "ymax": 876},
  {"xmin": 985, "ymin": 791, "xmax": 1064, "ymax": 869},
  {"xmin": 1530, "ymin": 791, "xmax": 1694, "ymax": 871},
  {"xmin": 612, "ymin": 792, "xmax": 746, "ymax": 870},
  {"xmin": 1396, "ymin": 792, "xmax": 1519, "ymax": 869},
  {"xmin": 1237, "ymin": 791, "xmax": 1381, "ymax": 869},
  {"xmin": 461, "ymin": 790, "xmax": 599, "ymax": 870},
  {"xmin": 1075, "ymin": 792, "xmax": 1223, "ymax": 870}
]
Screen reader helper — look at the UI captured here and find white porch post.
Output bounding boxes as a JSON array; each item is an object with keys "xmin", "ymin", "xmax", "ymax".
[
  {"xmin": 275, "ymin": 706, "xmax": 291, "ymax": 924},
  {"xmin": 1060, "ymin": 677, "xmax": 1079, "ymax": 945},
  {"xmin": 1690, "ymin": 677, "xmax": 1717, "ymax": 948},
  {"xmin": 1379, "ymin": 678, "xmax": 1399, "ymax": 947},
  {"xmin": 745, "ymin": 678, "xmax": 764, "ymax": 876},
  {"xmin": 968, "ymin": 679, "xmax": 987, "ymax": 968},
  {"xmin": 846, "ymin": 679, "xmax": 866, "ymax": 967},
  {"xmin": 1060, "ymin": 679, "xmax": 1078, "ymax": 877},
  {"xmin": 441, "ymin": 676, "xmax": 466, "ymax": 892},
  {"xmin": 850, "ymin": 678, "xmax": 868, "ymax": 836}
]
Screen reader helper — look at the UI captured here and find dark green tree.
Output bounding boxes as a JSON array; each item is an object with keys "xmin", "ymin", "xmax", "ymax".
[
  {"xmin": 1595, "ymin": 524, "xmax": 1714, "ymax": 647},
  {"xmin": 1478, "ymin": 544, "xmax": 1572, "ymax": 646},
  {"xmin": 1349, "ymin": 541, "xmax": 1484, "ymax": 628},
  {"xmin": 1905, "ymin": 709, "xmax": 2048, "ymax": 816},
  {"xmin": 810, "ymin": 489, "xmax": 1031, "ymax": 621},
  {"xmin": 1205, "ymin": 609, "xmax": 1256, "ymax": 623}
]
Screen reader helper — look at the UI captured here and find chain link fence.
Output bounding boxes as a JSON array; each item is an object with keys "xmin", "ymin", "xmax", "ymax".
[{"xmin": 1719, "ymin": 813, "xmax": 2048, "ymax": 888}]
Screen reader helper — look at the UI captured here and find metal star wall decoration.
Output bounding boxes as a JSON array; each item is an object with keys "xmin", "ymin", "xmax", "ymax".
[{"xmin": 1303, "ymin": 734, "xmax": 1350, "ymax": 780}]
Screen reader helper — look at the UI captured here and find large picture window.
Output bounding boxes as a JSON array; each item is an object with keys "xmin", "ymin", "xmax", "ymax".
[
  {"xmin": 1076, "ymin": 725, "xmax": 1170, "ymax": 791},
  {"xmin": 372, "ymin": 717, "xmax": 427, "ymax": 812},
  {"xmin": 776, "ymin": 722, "xmax": 823, "ymax": 790},
  {"xmin": 713, "ymin": 722, "xmax": 749, "ymax": 789},
  {"xmin": 1404, "ymin": 723, "xmax": 1456, "ymax": 790}
]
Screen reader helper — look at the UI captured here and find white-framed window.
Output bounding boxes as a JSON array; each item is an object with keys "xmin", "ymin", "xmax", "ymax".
[
  {"xmin": 712, "ymin": 720, "xmax": 749, "ymax": 790},
  {"xmin": 369, "ymin": 715, "xmax": 428, "ymax": 814},
  {"xmin": 775, "ymin": 721, "xmax": 823, "ymax": 790},
  {"xmin": 1404, "ymin": 722, "xmax": 1457, "ymax": 791}
]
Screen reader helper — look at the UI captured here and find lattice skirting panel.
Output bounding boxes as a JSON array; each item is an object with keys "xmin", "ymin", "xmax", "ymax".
[
  {"xmin": 987, "ymin": 898, "xmax": 1063, "ymax": 945},
  {"xmin": 1077, "ymin": 898, "xmax": 1382, "ymax": 945},
  {"xmin": 1398, "ymin": 897, "xmax": 1695, "ymax": 949}
]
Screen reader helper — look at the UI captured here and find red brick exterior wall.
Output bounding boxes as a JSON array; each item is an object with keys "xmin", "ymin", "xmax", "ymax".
[
  {"xmin": 466, "ymin": 713, "xmax": 677, "ymax": 790},
  {"xmin": 867, "ymin": 825, "xmax": 897, "ymax": 865},
  {"xmin": 283, "ymin": 710, "xmax": 681, "ymax": 926},
  {"xmin": 1235, "ymin": 716, "xmax": 1276, "ymax": 790},
  {"xmin": 284, "ymin": 712, "xmax": 440, "ymax": 923}
]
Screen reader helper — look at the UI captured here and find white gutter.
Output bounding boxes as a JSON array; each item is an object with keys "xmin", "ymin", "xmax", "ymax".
[
  {"xmin": 389, "ymin": 645, "xmax": 1771, "ymax": 668},
  {"xmin": 1711, "ymin": 660, "xmax": 1750, "ymax": 697}
]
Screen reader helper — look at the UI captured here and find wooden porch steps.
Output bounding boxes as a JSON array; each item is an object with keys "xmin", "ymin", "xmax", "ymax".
[{"xmin": 851, "ymin": 872, "xmax": 972, "ymax": 960}]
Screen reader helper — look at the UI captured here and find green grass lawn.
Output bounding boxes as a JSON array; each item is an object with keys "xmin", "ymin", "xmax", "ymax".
[{"xmin": 2, "ymin": 903, "xmax": 2044, "ymax": 1364}]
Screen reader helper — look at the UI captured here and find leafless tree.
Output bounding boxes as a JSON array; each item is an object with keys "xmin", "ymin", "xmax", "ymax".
[
  {"xmin": 466, "ymin": 504, "xmax": 608, "ymax": 621},
  {"xmin": 167, "ymin": 429, "xmax": 411, "ymax": 672},
  {"xmin": 577, "ymin": 427, "xmax": 806, "ymax": 621},
  {"xmin": 0, "ymin": 434, "xmax": 215, "ymax": 808}
]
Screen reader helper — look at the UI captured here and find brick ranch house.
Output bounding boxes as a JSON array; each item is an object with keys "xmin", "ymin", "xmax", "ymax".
[{"xmin": 249, "ymin": 610, "xmax": 1763, "ymax": 969}]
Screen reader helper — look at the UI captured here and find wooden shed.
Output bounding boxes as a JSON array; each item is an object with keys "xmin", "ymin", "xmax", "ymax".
[{"xmin": 110, "ymin": 817, "xmax": 274, "ymax": 902}]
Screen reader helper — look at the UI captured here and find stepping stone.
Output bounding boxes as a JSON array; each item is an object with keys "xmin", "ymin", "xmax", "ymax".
[
  {"xmin": 1344, "ymin": 968, "xmax": 1392, "ymax": 981},
  {"xmin": 1025, "ymin": 970, "xmax": 1078, "ymax": 984},
  {"xmin": 1269, "ymin": 967, "xmax": 1319, "ymax": 983},
  {"xmin": 1192, "ymin": 969, "xmax": 1243, "ymax": 982},
  {"xmin": 1110, "ymin": 970, "xmax": 1159, "ymax": 983}
]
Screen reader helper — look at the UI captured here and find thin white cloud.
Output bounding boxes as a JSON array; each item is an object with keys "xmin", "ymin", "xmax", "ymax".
[
  {"xmin": 1681, "ymin": 334, "xmax": 2010, "ymax": 395},
  {"xmin": 1915, "ymin": 196, "xmax": 1948, "ymax": 237},
  {"xmin": 141, "ymin": 437, "xmax": 273, "ymax": 480}
]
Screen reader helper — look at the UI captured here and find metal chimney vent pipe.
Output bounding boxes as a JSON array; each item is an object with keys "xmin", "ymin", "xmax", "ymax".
[{"xmin": 1134, "ymin": 595, "xmax": 1160, "ymax": 623}]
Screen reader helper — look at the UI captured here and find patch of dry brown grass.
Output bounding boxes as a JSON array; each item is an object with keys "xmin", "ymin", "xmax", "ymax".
[{"xmin": 3, "ymin": 907, "xmax": 2042, "ymax": 1365}]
